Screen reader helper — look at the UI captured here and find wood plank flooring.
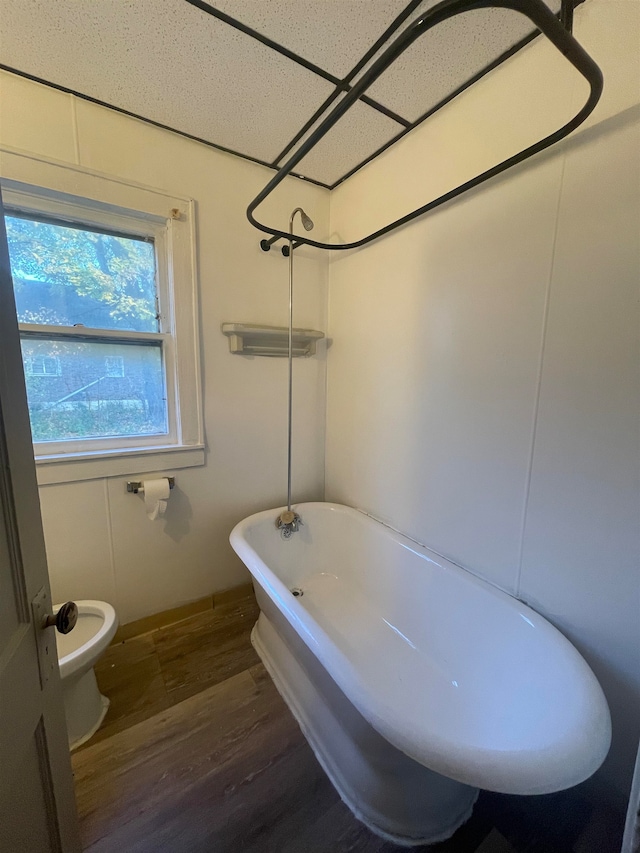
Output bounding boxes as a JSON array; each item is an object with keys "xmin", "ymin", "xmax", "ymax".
[
  {"xmin": 72, "ymin": 589, "xmax": 625, "ymax": 852},
  {"xmin": 80, "ymin": 593, "xmax": 260, "ymax": 745}
]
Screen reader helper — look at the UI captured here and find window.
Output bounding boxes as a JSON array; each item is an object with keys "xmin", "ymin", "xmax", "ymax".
[
  {"xmin": 25, "ymin": 355, "xmax": 61, "ymax": 377},
  {"xmin": 1, "ymin": 160, "xmax": 203, "ymax": 483},
  {"xmin": 104, "ymin": 356, "xmax": 125, "ymax": 378}
]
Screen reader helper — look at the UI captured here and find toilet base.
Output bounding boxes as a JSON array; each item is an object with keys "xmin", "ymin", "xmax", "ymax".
[{"xmin": 62, "ymin": 667, "xmax": 110, "ymax": 750}]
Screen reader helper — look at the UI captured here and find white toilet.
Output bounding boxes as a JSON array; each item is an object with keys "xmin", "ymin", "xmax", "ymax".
[{"xmin": 54, "ymin": 600, "xmax": 118, "ymax": 750}]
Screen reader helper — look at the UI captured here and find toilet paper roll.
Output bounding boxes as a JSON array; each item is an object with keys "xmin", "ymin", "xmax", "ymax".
[{"xmin": 143, "ymin": 478, "xmax": 171, "ymax": 521}]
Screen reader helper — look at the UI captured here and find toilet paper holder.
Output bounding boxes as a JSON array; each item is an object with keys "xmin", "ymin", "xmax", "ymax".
[{"xmin": 127, "ymin": 477, "xmax": 175, "ymax": 494}]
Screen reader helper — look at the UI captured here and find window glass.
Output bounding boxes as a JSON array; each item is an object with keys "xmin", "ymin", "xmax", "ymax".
[
  {"xmin": 19, "ymin": 338, "xmax": 167, "ymax": 442},
  {"xmin": 6, "ymin": 215, "xmax": 158, "ymax": 333}
]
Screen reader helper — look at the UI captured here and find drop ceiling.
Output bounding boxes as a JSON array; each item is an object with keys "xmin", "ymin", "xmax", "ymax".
[{"xmin": 0, "ymin": 0, "xmax": 562, "ymax": 189}]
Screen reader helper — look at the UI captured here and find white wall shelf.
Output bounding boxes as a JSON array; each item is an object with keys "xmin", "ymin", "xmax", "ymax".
[{"xmin": 221, "ymin": 323, "xmax": 324, "ymax": 357}]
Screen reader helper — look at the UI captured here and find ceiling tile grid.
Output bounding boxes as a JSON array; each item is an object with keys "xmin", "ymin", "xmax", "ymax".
[
  {"xmin": 0, "ymin": 0, "xmax": 569, "ymax": 187},
  {"xmin": 293, "ymin": 97, "xmax": 404, "ymax": 187},
  {"xmin": 207, "ymin": 0, "xmax": 413, "ymax": 79},
  {"xmin": 0, "ymin": 0, "xmax": 337, "ymax": 166}
]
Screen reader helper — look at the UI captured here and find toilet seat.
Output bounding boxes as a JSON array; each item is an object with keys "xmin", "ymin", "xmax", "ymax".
[{"xmin": 55, "ymin": 600, "xmax": 118, "ymax": 679}]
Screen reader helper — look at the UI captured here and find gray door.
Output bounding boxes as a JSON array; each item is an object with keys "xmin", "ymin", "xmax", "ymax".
[{"xmin": 0, "ymin": 194, "xmax": 81, "ymax": 851}]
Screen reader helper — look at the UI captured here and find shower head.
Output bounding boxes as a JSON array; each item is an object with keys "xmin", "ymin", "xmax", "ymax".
[{"xmin": 290, "ymin": 206, "xmax": 314, "ymax": 233}]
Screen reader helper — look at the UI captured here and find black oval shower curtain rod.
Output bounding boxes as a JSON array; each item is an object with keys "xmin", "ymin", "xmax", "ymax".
[{"xmin": 247, "ymin": 0, "xmax": 602, "ymax": 252}]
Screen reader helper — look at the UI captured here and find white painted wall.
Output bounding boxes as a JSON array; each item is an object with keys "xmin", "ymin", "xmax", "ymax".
[
  {"xmin": 327, "ymin": 0, "xmax": 639, "ymax": 805},
  {"xmin": 0, "ymin": 71, "xmax": 330, "ymax": 624}
]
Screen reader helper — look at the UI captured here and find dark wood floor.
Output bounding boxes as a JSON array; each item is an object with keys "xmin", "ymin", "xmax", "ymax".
[{"xmin": 72, "ymin": 589, "xmax": 625, "ymax": 853}]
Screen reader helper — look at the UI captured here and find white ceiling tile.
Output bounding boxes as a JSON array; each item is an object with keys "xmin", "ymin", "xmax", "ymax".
[
  {"xmin": 293, "ymin": 99, "xmax": 402, "ymax": 186},
  {"xmin": 0, "ymin": 0, "xmax": 335, "ymax": 166},
  {"xmin": 356, "ymin": 1, "xmax": 562, "ymax": 122},
  {"xmin": 208, "ymin": 0, "xmax": 412, "ymax": 79}
]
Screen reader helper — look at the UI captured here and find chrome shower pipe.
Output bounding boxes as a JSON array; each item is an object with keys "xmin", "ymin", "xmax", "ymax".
[{"xmin": 285, "ymin": 207, "xmax": 313, "ymax": 513}]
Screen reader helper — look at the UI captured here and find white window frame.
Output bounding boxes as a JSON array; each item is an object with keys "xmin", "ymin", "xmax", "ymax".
[{"xmin": 1, "ymin": 155, "xmax": 203, "ymax": 484}]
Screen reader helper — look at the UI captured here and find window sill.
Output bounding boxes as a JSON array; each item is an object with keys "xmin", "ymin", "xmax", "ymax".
[{"xmin": 35, "ymin": 444, "xmax": 205, "ymax": 485}]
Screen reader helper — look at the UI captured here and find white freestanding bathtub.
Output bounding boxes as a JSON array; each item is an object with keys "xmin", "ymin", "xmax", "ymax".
[{"xmin": 230, "ymin": 502, "xmax": 611, "ymax": 846}]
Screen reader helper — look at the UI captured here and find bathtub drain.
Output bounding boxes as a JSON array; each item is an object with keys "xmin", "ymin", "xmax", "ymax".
[{"xmin": 290, "ymin": 587, "xmax": 304, "ymax": 597}]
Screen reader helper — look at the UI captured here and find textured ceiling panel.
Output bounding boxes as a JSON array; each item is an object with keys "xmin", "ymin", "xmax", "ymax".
[
  {"xmin": 354, "ymin": 0, "xmax": 562, "ymax": 122},
  {"xmin": 0, "ymin": 0, "xmax": 335, "ymax": 166},
  {"xmin": 207, "ymin": 0, "xmax": 412, "ymax": 79},
  {"xmin": 292, "ymin": 99, "xmax": 402, "ymax": 186},
  {"xmin": 363, "ymin": 7, "xmax": 543, "ymax": 121}
]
